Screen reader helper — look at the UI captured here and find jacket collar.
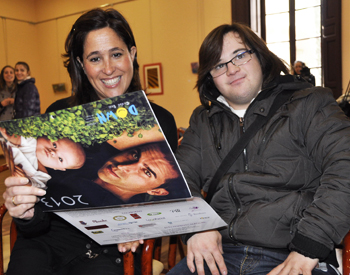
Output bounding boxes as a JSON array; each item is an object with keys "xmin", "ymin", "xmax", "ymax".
[
  {"xmin": 206, "ymin": 75, "xmax": 312, "ymax": 117},
  {"xmin": 18, "ymin": 77, "xmax": 35, "ymax": 86}
]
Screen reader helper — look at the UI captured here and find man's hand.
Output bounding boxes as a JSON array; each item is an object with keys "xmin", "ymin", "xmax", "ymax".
[
  {"xmin": 186, "ymin": 230, "xmax": 227, "ymax": 275},
  {"xmin": 118, "ymin": 239, "xmax": 144, "ymax": 253},
  {"xmin": 268, "ymin": 251, "xmax": 319, "ymax": 275}
]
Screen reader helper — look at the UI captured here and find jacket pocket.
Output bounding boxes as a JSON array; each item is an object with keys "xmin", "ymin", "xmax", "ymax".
[
  {"xmin": 289, "ymin": 193, "xmax": 302, "ymax": 236},
  {"xmin": 210, "ymin": 174, "xmax": 237, "ymax": 240}
]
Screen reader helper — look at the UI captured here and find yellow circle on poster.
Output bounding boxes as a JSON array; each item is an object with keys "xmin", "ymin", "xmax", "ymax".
[{"xmin": 117, "ymin": 107, "xmax": 128, "ymax": 118}]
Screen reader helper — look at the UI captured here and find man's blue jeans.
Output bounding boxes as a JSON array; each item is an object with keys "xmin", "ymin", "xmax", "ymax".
[{"xmin": 167, "ymin": 244, "xmax": 340, "ymax": 275}]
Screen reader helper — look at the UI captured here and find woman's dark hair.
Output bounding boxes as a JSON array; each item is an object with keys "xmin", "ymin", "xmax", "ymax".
[
  {"xmin": 196, "ymin": 23, "xmax": 289, "ymax": 108},
  {"xmin": 63, "ymin": 8, "xmax": 141, "ymax": 106},
  {"xmin": 0, "ymin": 65, "xmax": 17, "ymax": 91}
]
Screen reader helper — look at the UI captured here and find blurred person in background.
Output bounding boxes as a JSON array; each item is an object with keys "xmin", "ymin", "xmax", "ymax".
[
  {"xmin": 291, "ymin": 60, "xmax": 316, "ymax": 86},
  {"xmin": 14, "ymin": 61, "xmax": 40, "ymax": 118},
  {"xmin": 0, "ymin": 65, "xmax": 17, "ymax": 121}
]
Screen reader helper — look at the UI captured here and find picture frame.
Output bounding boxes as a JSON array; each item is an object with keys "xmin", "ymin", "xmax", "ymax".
[
  {"xmin": 191, "ymin": 62, "xmax": 199, "ymax": 74},
  {"xmin": 52, "ymin": 83, "xmax": 66, "ymax": 93},
  {"xmin": 143, "ymin": 63, "xmax": 163, "ymax": 96}
]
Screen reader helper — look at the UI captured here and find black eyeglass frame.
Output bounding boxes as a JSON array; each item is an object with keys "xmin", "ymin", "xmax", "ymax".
[{"xmin": 210, "ymin": 49, "xmax": 255, "ymax": 78}]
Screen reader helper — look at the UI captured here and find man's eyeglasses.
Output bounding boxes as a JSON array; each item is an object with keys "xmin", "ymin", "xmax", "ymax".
[{"xmin": 210, "ymin": 49, "xmax": 255, "ymax": 78}]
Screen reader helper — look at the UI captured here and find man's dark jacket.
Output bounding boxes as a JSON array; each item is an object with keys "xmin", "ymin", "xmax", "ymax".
[{"xmin": 177, "ymin": 75, "xmax": 350, "ymax": 265}]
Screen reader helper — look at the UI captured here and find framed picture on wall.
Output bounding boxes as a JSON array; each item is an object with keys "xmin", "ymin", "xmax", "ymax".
[{"xmin": 143, "ymin": 63, "xmax": 163, "ymax": 96}]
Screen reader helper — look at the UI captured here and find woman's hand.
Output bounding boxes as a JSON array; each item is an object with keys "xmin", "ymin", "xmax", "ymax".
[
  {"xmin": 118, "ymin": 239, "xmax": 144, "ymax": 253},
  {"xmin": 1, "ymin": 98, "xmax": 14, "ymax": 107},
  {"xmin": 3, "ymin": 175, "xmax": 46, "ymax": 220}
]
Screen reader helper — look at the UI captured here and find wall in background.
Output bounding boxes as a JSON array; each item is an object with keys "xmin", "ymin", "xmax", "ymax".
[
  {"xmin": 3, "ymin": 0, "xmax": 349, "ymax": 126},
  {"xmin": 0, "ymin": 0, "xmax": 231, "ymax": 128}
]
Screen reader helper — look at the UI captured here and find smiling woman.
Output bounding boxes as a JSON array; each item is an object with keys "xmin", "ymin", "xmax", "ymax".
[
  {"xmin": 63, "ymin": 9, "xmax": 142, "ymax": 107},
  {"xmin": 77, "ymin": 27, "xmax": 136, "ymax": 100},
  {"xmin": 3, "ymin": 8, "xmax": 178, "ymax": 275}
]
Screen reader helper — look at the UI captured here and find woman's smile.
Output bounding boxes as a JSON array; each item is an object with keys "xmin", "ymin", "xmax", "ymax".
[
  {"xmin": 82, "ymin": 27, "xmax": 136, "ymax": 99},
  {"xmin": 101, "ymin": 76, "xmax": 121, "ymax": 87}
]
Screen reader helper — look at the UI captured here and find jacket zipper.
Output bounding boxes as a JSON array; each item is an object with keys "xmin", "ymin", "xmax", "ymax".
[
  {"xmin": 228, "ymin": 174, "xmax": 241, "ymax": 240},
  {"xmin": 228, "ymin": 117, "xmax": 248, "ymax": 240},
  {"xmin": 209, "ymin": 116, "xmax": 222, "ymax": 156},
  {"xmin": 240, "ymin": 117, "xmax": 248, "ymax": 171}
]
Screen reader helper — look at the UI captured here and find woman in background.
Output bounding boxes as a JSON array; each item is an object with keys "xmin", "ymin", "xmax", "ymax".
[
  {"xmin": 14, "ymin": 61, "xmax": 40, "ymax": 118},
  {"xmin": 0, "ymin": 65, "xmax": 17, "ymax": 121}
]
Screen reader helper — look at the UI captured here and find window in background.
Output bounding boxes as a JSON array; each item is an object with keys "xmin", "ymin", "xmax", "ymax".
[{"xmin": 265, "ymin": 0, "xmax": 321, "ymax": 86}]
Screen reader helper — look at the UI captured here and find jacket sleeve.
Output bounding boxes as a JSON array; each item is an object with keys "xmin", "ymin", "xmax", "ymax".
[
  {"xmin": 290, "ymin": 87, "xmax": 350, "ymax": 260},
  {"xmin": 0, "ymin": 92, "xmax": 6, "ymax": 113},
  {"xmin": 13, "ymin": 205, "xmax": 51, "ymax": 236},
  {"xmin": 176, "ymin": 106, "xmax": 208, "ymax": 198},
  {"xmin": 176, "ymin": 107, "xmax": 208, "ymax": 244},
  {"xmin": 21, "ymin": 83, "xmax": 40, "ymax": 117}
]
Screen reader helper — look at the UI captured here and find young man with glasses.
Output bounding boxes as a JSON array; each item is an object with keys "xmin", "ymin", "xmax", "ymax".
[{"xmin": 169, "ymin": 23, "xmax": 350, "ymax": 275}]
